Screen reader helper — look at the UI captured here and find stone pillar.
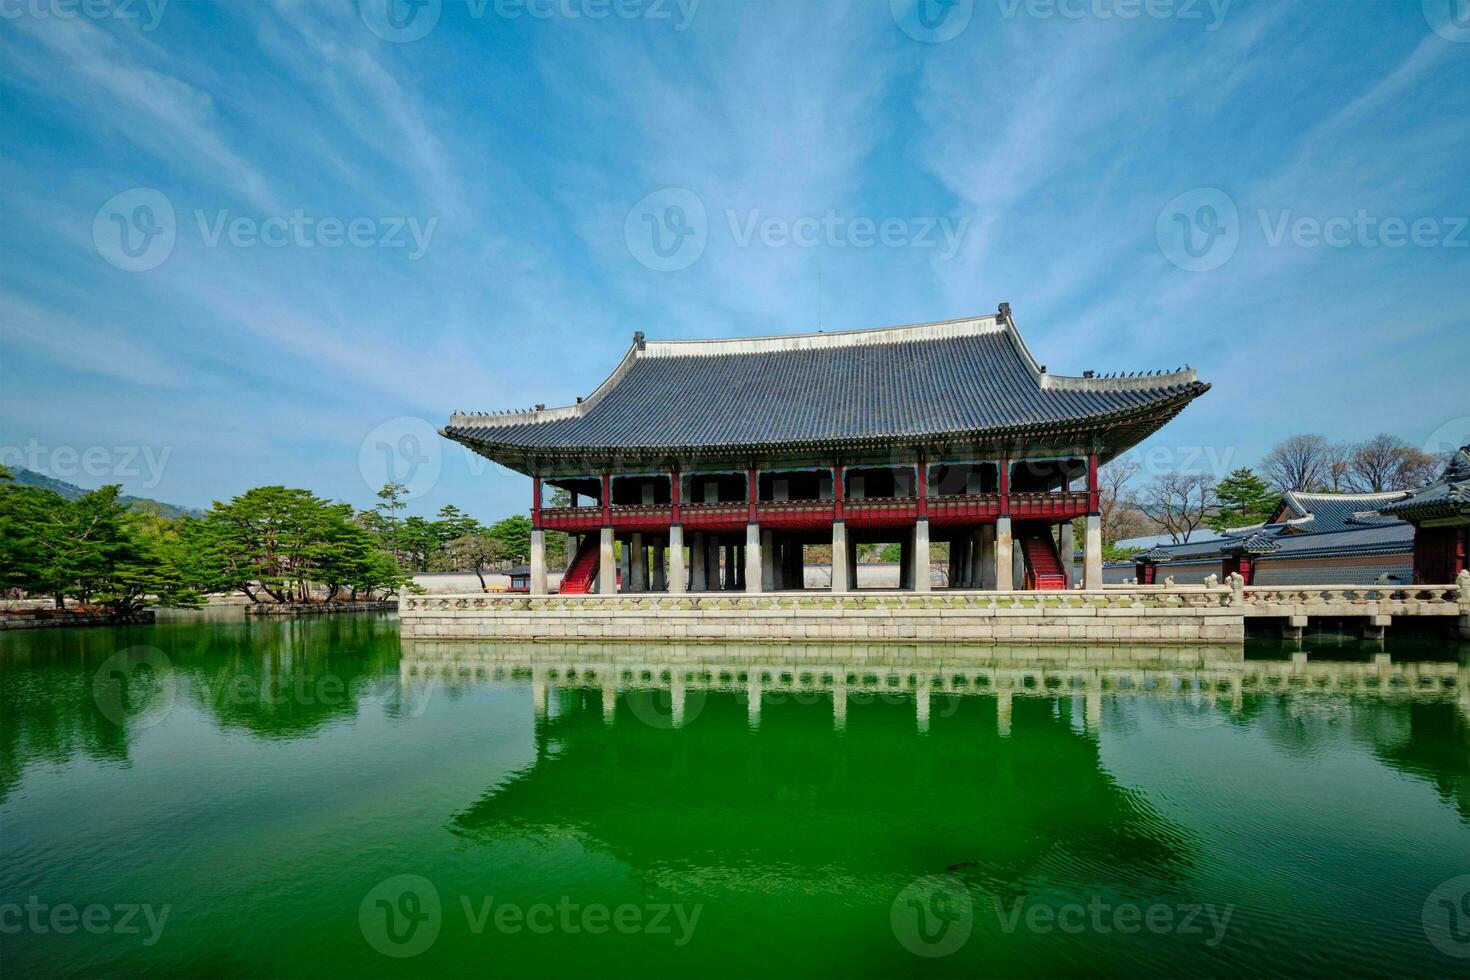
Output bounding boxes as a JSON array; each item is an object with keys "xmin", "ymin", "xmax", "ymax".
[
  {"xmin": 760, "ymin": 529, "xmax": 775, "ymax": 591},
  {"xmin": 565, "ymin": 534, "xmax": 578, "ymax": 570},
  {"xmin": 785, "ymin": 541, "xmax": 803, "ymax": 590},
  {"xmin": 913, "ymin": 519, "xmax": 931, "ymax": 592},
  {"xmin": 1084, "ymin": 513, "xmax": 1103, "ymax": 590},
  {"xmin": 630, "ymin": 532, "xmax": 646, "ymax": 592},
  {"xmin": 831, "ymin": 521, "xmax": 851, "ymax": 593},
  {"xmin": 668, "ymin": 525, "xmax": 687, "ymax": 594},
  {"xmin": 689, "ymin": 531, "xmax": 706, "ymax": 591},
  {"xmin": 618, "ymin": 539, "xmax": 631, "ymax": 593},
  {"xmin": 745, "ymin": 523, "xmax": 762, "ymax": 594},
  {"xmin": 979, "ymin": 526, "xmax": 996, "ymax": 590},
  {"xmin": 1059, "ymin": 519, "xmax": 1075, "ymax": 588},
  {"xmin": 724, "ymin": 543, "xmax": 739, "ymax": 590},
  {"xmin": 1013, "ymin": 540, "xmax": 1026, "ymax": 590},
  {"xmin": 969, "ymin": 527, "xmax": 986, "ymax": 590},
  {"xmin": 994, "ymin": 516, "xmax": 1013, "ymax": 592},
  {"xmin": 708, "ymin": 536, "xmax": 723, "ymax": 589},
  {"xmin": 947, "ymin": 537, "xmax": 960, "ymax": 589},
  {"xmin": 651, "ymin": 541, "xmax": 666, "ymax": 591},
  {"xmin": 598, "ymin": 526, "xmax": 616, "ymax": 595},
  {"xmin": 530, "ymin": 528, "xmax": 548, "ymax": 595}
]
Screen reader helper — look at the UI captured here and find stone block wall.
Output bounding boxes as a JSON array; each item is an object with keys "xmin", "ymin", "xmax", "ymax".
[{"xmin": 399, "ymin": 592, "xmax": 1245, "ymax": 645}]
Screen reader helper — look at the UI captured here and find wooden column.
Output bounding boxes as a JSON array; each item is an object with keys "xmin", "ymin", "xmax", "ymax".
[
  {"xmin": 1087, "ymin": 453, "xmax": 1100, "ymax": 514},
  {"xmin": 600, "ymin": 473, "xmax": 612, "ymax": 525},
  {"xmin": 531, "ymin": 476, "xmax": 542, "ymax": 528}
]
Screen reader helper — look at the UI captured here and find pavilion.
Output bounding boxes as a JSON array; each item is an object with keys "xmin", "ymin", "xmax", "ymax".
[{"xmin": 441, "ymin": 305, "xmax": 1209, "ymax": 595}]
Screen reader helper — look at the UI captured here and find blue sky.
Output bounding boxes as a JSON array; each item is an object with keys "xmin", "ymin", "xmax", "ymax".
[{"xmin": 1, "ymin": 0, "xmax": 1467, "ymax": 522}]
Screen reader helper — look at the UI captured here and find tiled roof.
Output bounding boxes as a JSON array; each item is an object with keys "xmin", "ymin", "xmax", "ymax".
[
  {"xmin": 444, "ymin": 310, "xmax": 1208, "ymax": 467},
  {"xmin": 1279, "ymin": 490, "xmax": 1409, "ymax": 533},
  {"xmin": 1378, "ymin": 446, "xmax": 1470, "ymax": 521},
  {"xmin": 1139, "ymin": 522, "xmax": 1413, "ymax": 563}
]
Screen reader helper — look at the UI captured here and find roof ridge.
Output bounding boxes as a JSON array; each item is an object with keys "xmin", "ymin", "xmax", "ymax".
[{"xmin": 641, "ymin": 313, "xmax": 1005, "ymax": 357}]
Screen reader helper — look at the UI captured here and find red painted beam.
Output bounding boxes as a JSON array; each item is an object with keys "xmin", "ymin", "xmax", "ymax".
[
  {"xmin": 998, "ymin": 457, "xmax": 1010, "ymax": 516},
  {"xmin": 1087, "ymin": 453, "xmax": 1100, "ymax": 514}
]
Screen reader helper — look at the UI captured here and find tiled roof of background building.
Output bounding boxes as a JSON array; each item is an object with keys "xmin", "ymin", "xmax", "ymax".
[{"xmin": 1378, "ymin": 446, "xmax": 1470, "ymax": 521}]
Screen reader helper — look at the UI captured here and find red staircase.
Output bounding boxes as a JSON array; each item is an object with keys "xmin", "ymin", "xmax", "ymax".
[
  {"xmin": 558, "ymin": 537, "xmax": 601, "ymax": 594},
  {"xmin": 1018, "ymin": 526, "xmax": 1069, "ymax": 591}
]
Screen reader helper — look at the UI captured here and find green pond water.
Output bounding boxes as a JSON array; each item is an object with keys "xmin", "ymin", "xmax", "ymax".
[{"xmin": 1, "ymin": 610, "xmax": 1468, "ymax": 978}]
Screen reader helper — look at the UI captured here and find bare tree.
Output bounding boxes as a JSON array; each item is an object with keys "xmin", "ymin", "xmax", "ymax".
[
  {"xmin": 1142, "ymin": 472, "xmax": 1219, "ymax": 544},
  {"xmin": 1322, "ymin": 441, "xmax": 1354, "ymax": 492},
  {"xmin": 1098, "ymin": 457, "xmax": 1142, "ymax": 545},
  {"xmin": 1261, "ymin": 434, "xmax": 1333, "ymax": 491},
  {"xmin": 1345, "ymin": 434, "xmax": 1441, "ymax": 492}
]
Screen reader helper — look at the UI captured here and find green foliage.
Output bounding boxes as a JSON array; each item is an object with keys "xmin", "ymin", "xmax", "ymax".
[
  {"xmin": 1207, "ymin": 468, "xmax": 1278, "ymax": 532},
  {"xmin": 202, "ymin": 486, "xmax": 408, "ymax": 602},
  {"xmin": 0, "ymin": 482, "xmax": 202, "ymax": 612}
]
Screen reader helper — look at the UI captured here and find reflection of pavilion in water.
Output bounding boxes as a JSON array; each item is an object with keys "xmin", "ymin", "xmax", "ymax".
[
  {"xmin": 400, "ymin": 641, "xmax": 1470, "ymax": 734},
  {"xmin": 430, "ymin": 643, "xmax": 1205, "ymax": 899}
]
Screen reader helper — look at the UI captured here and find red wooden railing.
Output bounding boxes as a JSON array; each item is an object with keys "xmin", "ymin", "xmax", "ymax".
[{"xmin": 540, "ymin": 492, "xmax": 1089, "ymax": 532}]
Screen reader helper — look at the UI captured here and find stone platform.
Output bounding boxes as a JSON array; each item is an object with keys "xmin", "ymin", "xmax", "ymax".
[{"xmin": 399, "ymin": 588, "xmax": 1245, "ymax": 644}]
